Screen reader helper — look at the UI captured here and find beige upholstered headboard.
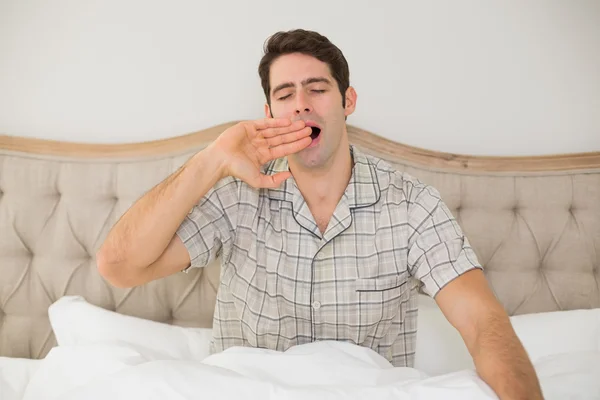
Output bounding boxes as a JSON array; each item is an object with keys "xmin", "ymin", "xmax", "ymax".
[{"xmin": 1, "ymin": 122, "xmax": 599, "ymax": 359}]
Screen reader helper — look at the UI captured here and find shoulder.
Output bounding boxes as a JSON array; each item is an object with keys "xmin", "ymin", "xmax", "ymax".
[{"xmin": 361, "ymin": 149, "xmax": 442, "ymax": 207}]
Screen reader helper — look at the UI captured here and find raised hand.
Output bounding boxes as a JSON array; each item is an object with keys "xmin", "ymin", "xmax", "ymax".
[{"xmin": 210, "ymin": 118, "xmax": 312, "ymax": 188}]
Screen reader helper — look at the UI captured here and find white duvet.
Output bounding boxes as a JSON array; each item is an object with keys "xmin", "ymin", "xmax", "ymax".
[
  {"xmin": 1, "ymin": 296, "xmax": 599, "ymax": 400},
  {"xmin": 3, "ymin": 341, "xmax": 599, "ymax": 400}
]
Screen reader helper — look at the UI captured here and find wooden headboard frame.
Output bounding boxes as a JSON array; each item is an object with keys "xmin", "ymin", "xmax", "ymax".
[{"xmin": 2, "ymin": 122, "xmax": 599, "ymax": 172}]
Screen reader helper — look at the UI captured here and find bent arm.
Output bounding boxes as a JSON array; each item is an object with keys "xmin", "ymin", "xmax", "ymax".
[{"xmin": 96, "ymin": 144, "xmax": 226, "ymax": 288}]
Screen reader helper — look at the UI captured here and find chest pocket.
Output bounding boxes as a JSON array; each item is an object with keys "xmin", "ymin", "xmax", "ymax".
[{"xmin": 353, "ymin": 272, "xmax": 411, "ymax": 347}]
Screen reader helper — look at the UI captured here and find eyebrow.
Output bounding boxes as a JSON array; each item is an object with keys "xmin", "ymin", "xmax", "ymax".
[{"xmin": 271, "ymin": 77, "xmax": 332, "ymax": 97}]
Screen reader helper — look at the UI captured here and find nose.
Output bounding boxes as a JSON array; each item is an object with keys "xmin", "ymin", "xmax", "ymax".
[{"xmin": 294, "ymin": 92, "xmax": 312, "ymax": 115}]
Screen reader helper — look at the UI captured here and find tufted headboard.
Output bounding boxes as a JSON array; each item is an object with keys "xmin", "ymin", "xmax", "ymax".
[{"xmin": 1, "ymin": 122, "xmax": 599, "ymax": 359}]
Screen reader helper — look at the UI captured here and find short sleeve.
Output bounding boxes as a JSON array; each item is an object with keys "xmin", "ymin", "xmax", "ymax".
[
  {"xmin": 405, "ymin": 182, "xmax": 483, "ymax": 298},
  {"xmin": 175, "ymin": 177, "xmax": 239, "ymax": 270}
]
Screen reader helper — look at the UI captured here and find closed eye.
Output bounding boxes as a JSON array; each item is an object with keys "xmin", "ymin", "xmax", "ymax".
[{"xmin": 278, "ymin": 90, "xmax": 324, "ymax": 101}]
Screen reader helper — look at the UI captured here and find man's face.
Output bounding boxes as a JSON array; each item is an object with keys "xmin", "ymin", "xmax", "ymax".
[{"xmin": 265, "ymin": 53, "xmax": 355, "ymax": 169}]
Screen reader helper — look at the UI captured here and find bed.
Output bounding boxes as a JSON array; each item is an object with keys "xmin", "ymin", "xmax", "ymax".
[{"xmin": 1, "ymin": 122, "xmax": 599, "ymax": 399}]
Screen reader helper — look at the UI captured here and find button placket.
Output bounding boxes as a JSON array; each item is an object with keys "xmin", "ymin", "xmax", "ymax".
[
  {"xmin": 311, "ymin": 251, "xmax": 323, "ymax": 314},
  {"xmin": 310, "ymin": 242, "xmax": 336, "ymax": 342}
]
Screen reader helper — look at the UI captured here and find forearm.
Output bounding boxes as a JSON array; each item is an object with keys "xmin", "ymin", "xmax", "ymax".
[
  {"xmin": 471, "ymin": 312, "xmax": 544, "ymax": 400},
  {"xmin": 97, "ymin": 145, "xmax": 226, "ymax": 270}
]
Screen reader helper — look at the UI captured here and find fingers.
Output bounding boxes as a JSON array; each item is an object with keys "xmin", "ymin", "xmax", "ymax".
[
  {"xmin": 252, "ymin": 118, "xmax": 295, "ymax": 131},
  {"xmin": 259, "ymin": 120, "xmax": 307, "ymax": 138},
  {"xmin": 267, "ymin": 136, "xmax": 312, "ymax": 160},
  {"xmin": 265, "ymin": 126, "xmax": 312, "ymax": 147}
]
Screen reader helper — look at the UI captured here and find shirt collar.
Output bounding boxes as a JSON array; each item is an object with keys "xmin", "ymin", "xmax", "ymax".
[{"xmin": 265, "ymin": 145, "xmax": 380, "ymax": 209}]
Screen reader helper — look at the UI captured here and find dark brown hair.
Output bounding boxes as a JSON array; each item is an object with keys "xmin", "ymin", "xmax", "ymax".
[{"xmin": 258, "ymin": 29, "xmax": 350, "ymax": 108}]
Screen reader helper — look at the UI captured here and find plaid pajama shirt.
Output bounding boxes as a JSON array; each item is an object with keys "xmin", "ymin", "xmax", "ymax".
[{"xmin": 176, "ymin": 145, "xmax": 482, "ymax": 367}]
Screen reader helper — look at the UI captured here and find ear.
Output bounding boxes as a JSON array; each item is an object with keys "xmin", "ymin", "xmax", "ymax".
[
  {"xmin": 344, "ymin": 87, "xmax": 357, "ymax": 117},
  {"xmin": 264, "ymin": 103, "xmax": 272, "ymax": 118}
]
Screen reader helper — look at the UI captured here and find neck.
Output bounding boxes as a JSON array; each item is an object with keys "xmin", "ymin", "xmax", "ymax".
[{"xmin": 288, "ymin": 137, "xmax": 353, "ymax": 206}]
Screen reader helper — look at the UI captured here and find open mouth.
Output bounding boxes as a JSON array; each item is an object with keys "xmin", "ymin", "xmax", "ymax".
[{"xmin": 310, "ymin": 127, "xmax": 321, "ymax": 140}]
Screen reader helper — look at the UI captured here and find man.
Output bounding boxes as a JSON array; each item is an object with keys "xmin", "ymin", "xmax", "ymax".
[{"xmin": 97, "ymin": 29, "xmax": 544, "ymax": 399}]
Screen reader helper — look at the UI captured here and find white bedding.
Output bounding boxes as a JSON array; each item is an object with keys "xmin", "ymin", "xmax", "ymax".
[
  {"xmin": 1, "ymin": 296, "xmax": 599, "ymax": 400},
  {"xmin": 6, "ymin": 341, "xmax": 600, "ymax": 400},
  {"xmin": 0, "ymin": 357, "xmax": 40, "ymax": 400}
]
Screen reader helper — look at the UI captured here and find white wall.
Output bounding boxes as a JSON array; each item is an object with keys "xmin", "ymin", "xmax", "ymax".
[{"xmin": 1, "ymin": 0, "xmax": 599, "ymax": 156}]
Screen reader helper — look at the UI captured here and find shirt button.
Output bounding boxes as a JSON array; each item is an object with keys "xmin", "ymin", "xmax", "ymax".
[{"xmin": 312, "ymin": 301, "xmax": 321, "ymax": 310}]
